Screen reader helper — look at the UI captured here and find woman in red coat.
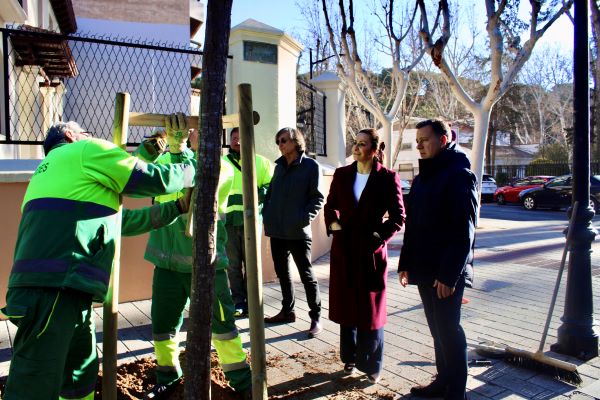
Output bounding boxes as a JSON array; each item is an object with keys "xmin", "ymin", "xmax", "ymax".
[{"xmin": 324, "ymin": 128, "xmax": 405, "ymax": 383}]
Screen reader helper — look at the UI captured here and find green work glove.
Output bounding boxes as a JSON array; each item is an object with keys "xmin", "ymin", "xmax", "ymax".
[{"xmin": 165, "ymin": 112, "xmax": 189, "ymax": 154}]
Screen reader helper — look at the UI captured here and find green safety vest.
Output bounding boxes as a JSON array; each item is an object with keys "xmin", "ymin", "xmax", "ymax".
[
  {"xmin": 144, "ymin": 149, "xmax": 234, "ymax": 272},
  {"xmin": 222, "ymin": 151, "xmax": 273, "ymax": 227},
  {"xmin": 9, "ymin": 139, "xmax": 191, "ymax": 302}
]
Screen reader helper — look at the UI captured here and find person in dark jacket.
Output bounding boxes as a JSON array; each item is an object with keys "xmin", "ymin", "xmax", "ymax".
[
  {"xmin": 398, "ymin": 119, "xmax": 477, "ymax": 400},
  {"xmin": 263, "ymin": 127, "xmax": 325, "ymax": 338},
  {"xmin": 324, "ymin": 128, "xmax": 405, "ymax": 384}
]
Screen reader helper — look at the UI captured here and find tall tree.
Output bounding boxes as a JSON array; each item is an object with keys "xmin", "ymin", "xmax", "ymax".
[
  {"xmin": 321, "ymin": 0, "xmax": 426, "ymax": 166},
  {"xmin": 185, "ymin": 0, "xmax": 233, "ymax": 398},
  {"xmin": 418, "ymin": 0, "xmax": 574, "ymax": 197}
]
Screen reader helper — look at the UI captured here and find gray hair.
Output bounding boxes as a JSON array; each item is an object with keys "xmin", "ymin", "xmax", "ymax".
[{"xmin": 43, "ymin": 121, "xmax": 85, "ymax": 155}]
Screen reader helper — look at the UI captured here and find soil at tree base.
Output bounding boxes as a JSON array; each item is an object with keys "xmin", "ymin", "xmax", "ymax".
[{"xmin": 0, "ymin": 350, "xmax": 398, "ymax": 399}]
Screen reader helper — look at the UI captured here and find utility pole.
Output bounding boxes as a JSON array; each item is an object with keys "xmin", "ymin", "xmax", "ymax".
[{"xmin": 551, "ymin": 0, "xmax": 599, "ymax": 360}]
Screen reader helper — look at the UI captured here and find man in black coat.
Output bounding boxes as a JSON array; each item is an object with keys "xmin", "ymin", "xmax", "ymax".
[{"xmin": 398, "ymin": 119, "xmax": 478, "ymax": 400}]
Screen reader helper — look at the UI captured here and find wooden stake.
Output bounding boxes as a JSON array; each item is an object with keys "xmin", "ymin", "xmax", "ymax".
[
  {"xmin": 103, "ymin": 92, "xmax": 130, "ymax": 400},
  {"xmin": 238, "ymin": 83, "xmax": 268, "ymax": 399}
]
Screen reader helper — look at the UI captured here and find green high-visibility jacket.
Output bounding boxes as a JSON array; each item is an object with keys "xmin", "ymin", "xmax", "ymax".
[
  {"xmin": 222, "ymin": 150, "xmax": 273, "ymax": 227},
  {"xmin": 9, "ymin": 139, "xmax": 194, "ymax": 302},
  {"xmin": 144, "ymin": 149, "xmax": 234, "ymax": 273}
]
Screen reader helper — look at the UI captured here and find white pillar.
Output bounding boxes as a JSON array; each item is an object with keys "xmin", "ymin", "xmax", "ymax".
[
  {"xmin": 311, "ymin": 71, "xmax": 347, "ymax": 167},
  {"xmin": 226, "ymin": 19, "xmax": 303, "ymax": 162}
]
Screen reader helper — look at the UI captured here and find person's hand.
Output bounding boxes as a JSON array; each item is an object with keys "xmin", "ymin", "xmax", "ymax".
[
  {"xmin": 177, "ymin": 188, "xmax": 194, "ymax": 214},
  {"xmin": 188, "ymin": 128, "xmax": 199, "ymax": 152},
  {"xmin": 140, "ymin": 131, "xmax": 167, "ymax": 160},
  {"xmin": 399, "ymin": 271, "xmax": 409, "ymax": 288},
  {"xmin": 433, "ymin": 279, "xmax": 455, "ymax": 299},
  {"xmin": 165, "ymin": 112, "xmax": 189, "ymax": 153},
  {"xmin": 329, "ymin": 221, "xmax": 342, "ymax": 231}
]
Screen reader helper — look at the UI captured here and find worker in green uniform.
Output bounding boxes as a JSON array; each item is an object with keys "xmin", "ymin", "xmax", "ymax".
[
  {"xmin": 222, "ymin": 127, "xmax": 273, "ymax": 317},
  {"xmin": 1, "ymin": 120, "xmax": 196, "ymax": 400},
  {"xmin": 141, "ymin": 119, "xmax": 252, "ymax": 400}
]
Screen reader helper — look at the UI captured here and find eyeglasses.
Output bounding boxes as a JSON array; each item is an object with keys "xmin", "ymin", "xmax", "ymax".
[
  {"xmin": 276, "ymin": 137, "xmax": 288, "ymax": 145},
  {"xmin": 79, "ymin": 131, "xmax": 92, "ymax": 137}
]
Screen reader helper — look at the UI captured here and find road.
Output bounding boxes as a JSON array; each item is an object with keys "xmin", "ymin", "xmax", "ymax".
[{"xmin": 481, "ymin": 201, "xmax": 600, "ymax": 223}]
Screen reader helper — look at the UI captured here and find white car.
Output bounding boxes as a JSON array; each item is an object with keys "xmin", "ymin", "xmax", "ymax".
[{"xmin": 480, "ymin": 174, "xmax": 497, "ymax": 203}]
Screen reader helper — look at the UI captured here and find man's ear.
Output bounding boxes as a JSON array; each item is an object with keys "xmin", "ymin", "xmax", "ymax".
[
  {"xmin": 64, "ymin": 130, "xmax": 76, "ymax": 143},
  {"xmin": 440, "ymin": 134, "xmax": 448, "ymax": 147}
]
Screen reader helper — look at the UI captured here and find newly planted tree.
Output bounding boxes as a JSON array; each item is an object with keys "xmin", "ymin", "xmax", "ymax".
[{"xmin": 185, "ymin": 0, "xmax": 233, "ymax": 398}]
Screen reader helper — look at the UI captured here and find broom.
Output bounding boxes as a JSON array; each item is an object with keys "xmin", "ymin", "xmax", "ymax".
[{"xmin": 476, "ymin": 201, "xmax": 582, "ymax": 386}]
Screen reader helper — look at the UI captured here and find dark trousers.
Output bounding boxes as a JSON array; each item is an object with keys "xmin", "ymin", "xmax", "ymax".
[
  {"xmin": 225, "ymin": 224, "xmax": 247, "ymax": 305},
  {"xmin": 418, "ymin": 279, "xmax": 467, "ymax": 400},
  {"xmin": 340, "ymin": 325, "xmax": 384, "ymax": 375},
  {"xmin": 270, "ymin": 237, "xmax": 321, "ymax": 321}
]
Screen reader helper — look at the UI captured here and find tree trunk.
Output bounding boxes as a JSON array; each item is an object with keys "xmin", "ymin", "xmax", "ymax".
[
  {"xmin": 471, "ymin": 107, "xmax": 492, "ymax": 205},
  {"xmin": 185, "ymin": 1, "xmax": 233, "ymax": 399},
  {"xmin": 381, "ymin": 118, "xmax": 393, "ymax": 169}
]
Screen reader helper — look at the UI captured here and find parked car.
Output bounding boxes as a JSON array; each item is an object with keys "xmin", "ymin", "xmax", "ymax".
[
  {"xmin": 401, "ymin": 179, "xmax": 411, "ymax": 202},
  {"xmin": 493, "ymin": 176, "xmax": 554, "ymax": 205},
  {"xmin": 481, "ymin": 174, "xmax": 497, "ymax": 202},
  {"xmin": 518, "ymin": 174, "xmax": 600, "ymax": 212}
]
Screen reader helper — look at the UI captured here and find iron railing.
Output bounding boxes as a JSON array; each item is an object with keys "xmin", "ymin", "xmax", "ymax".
[
  {"xmin": 297, "ymin": 79, "xmax": 326, "ymax": 157},
  {"xmin": 1, "ymin": 26, "xmax": 203, "ymax": 146}
]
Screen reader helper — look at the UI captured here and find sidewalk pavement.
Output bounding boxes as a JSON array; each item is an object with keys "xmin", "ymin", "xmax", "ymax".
[{"xmin": 1, "ymin": 211, "xmax": 599, "ymax": 399}]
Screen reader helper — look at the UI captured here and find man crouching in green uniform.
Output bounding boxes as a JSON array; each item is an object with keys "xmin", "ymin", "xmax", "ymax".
[
  {"xmin": 1, "ymin": 120, "xmax": 196, "ymax": 400},
  {"xmin": 139, "ymin": 117, "xmax": 252, "ymax": 400}
]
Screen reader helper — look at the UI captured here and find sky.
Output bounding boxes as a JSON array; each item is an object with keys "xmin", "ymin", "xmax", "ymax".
[{"xmin": 225, "ymin": 0, "xmax": 575, "ymax": 73}]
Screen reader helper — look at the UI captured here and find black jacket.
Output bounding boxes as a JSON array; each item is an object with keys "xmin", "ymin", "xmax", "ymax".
[
  {"xmin": 263, "ymin": 152, "xmax": 324, "ymax": 240},
  {"xmin": 398, "ymin": 143, "xmax": 478, "ymax": 288}
]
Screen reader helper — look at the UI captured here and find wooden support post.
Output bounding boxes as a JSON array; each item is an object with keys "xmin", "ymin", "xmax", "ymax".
[
  {"xmin": 238, "ymin": 83, "xmax": 267, "ymax": 399},
  {"xmin": 103, "ymin": 92, "xmax": 130, "ymax": 400}
]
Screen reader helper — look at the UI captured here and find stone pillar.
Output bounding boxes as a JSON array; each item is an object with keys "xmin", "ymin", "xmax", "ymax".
[
  {"xmin": 311, "ymin": 71, "xmax": 347, "ymax": 167},
  {"xmin": 226, "ymin": 19, "xmax": 303, "ymax": 162}
]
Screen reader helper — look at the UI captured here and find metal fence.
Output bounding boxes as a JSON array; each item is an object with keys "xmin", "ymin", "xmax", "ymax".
[
  {"xmin": 1, "ymin": 26, "xmax": 202, "ymax": 146},
  {"xmin": 296, "ymin": 79, "xmax": 326, "ymax": 156}
]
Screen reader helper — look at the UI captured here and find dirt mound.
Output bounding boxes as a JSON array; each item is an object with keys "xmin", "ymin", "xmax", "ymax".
[{"xmin": 2, "ymin": 350, "xmax": 398, "ymax": 399}]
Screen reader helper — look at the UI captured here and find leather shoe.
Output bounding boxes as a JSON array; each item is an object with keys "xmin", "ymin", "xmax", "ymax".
[
  {"xmin": 264, "ymin": 310, "xmax": 296, "ymax": 324},
  {"xmin": 307, "ymin": 319, "xmax": 323, "ymax": 338},
  {"xmin": 144, "ymin": 379, "xmax": 181, "ymax": 399},
  {"xmin": 410, "ymin": 379, "xmax": 446, "ymax": 398}
]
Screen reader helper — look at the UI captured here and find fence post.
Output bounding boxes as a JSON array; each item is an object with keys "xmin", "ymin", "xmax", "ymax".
[
  {"xmin": 2, "ymin": 31, "xmax": 10, "ymax": 141},
  {"xmin": 103, "ymin": 92, "xmax": 130, "ymax": 400}
]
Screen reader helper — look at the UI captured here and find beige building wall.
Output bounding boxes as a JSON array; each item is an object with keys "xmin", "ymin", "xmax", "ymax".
[
  {"xmin": 72, "ymin": 0, "xmax": 187, "ymax": 25},
  {"xmin": 0, "ymin": 170, "xmax": 333, "ymax": 304}
]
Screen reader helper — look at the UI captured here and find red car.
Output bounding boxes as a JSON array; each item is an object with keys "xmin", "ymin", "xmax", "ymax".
[{"xmin": 494, "ymin": 176, "xmax": 554, "ymax": 205}]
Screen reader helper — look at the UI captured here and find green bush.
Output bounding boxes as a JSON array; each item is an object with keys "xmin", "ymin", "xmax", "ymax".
[{"xmin": 495, "ymin": 172, "xmax": 509, "ymax": 186}]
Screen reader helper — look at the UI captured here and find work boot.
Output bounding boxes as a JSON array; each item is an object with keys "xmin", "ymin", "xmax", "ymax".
[
  {"xmin": 264, "ymin": 309, "xmax": 296, "ymax": 324},
  {"xmin": 143, "ymin": 379, "xmax": 181, "ymax": 399},
  {"xmin": 410, "ymin": 378, "xmax": 446, "ymax": 398}
]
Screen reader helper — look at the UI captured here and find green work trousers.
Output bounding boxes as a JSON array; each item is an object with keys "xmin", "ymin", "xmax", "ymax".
[
  {"xmin": 2, "ymin": 287, "xmax": 97, "ymax": 400},
  {"xmin": 151, "ymin": 267, "xmax": 251, "ymax": 391}
]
